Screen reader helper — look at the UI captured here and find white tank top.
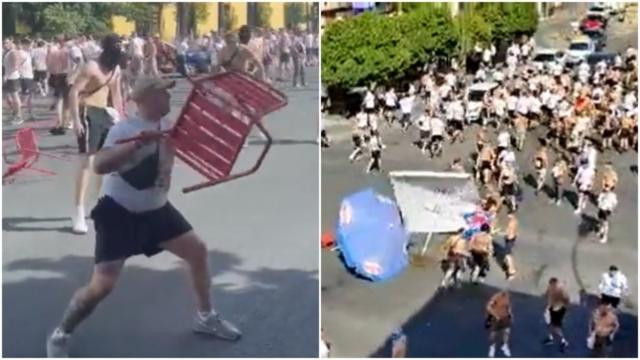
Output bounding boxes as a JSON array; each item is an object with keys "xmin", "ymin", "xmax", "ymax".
[
  {"xmin": 3, "ymin": 50, "xmax": 21, "ymax": 80},
  {"xmin": 18, "ymin": 50, "xmax": 34, "ymax": 79}
]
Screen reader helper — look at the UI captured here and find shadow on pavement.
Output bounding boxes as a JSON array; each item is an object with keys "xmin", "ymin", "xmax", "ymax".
[
  {"xmin": 369, "ymin": 283, "xmax": 638, "ymax": 358},
  {"xmin": 3, "ymin": 251, "xmax": 318, "ymax": 357},
  {"xmin": 3, "ymin": 217, "xmax": 75, "ymax": 234},
  {"xmin": 247, "ymin": 138, "xmax": 318, "ymax": 147}
]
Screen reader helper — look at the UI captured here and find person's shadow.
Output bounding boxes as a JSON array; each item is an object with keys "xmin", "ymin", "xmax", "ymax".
[
  {"xmin": 2, "ymin": 216, "xmax": 75, "ymax": 234},
  {"xmin": 3, "ymin": 251, "xmax": 318, "ymax": 357}
]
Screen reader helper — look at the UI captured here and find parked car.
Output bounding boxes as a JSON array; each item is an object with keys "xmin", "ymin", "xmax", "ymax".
[
  {"xmin": 586, "ymin": 52, "xmax": 618, "ymax": 69},
  {"xmin": 465, "ymin": 82, "xmax": 498, "ymax": 124},
  {"xmin": 580, "ymin": 13, "xmax": 607, "ymax": 31},
  {"xmin": 587, "ymin": 3, "xmax": 610, "ymax": 21},
  {"xmin": 581, "ymin": 29, "xmax": 607, "ymax": 51},
  {"xmin": 532, "ymin": 49, "xmax": 566, "ymax": 71},
  {"xmin": 566, "ymin": 36, "xmax": 596, "ymax": 65}
]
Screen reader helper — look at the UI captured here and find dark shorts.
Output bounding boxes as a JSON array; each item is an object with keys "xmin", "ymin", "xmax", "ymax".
[
  {"xmin": 3, "ymin": 79, "xmax": 19, "ymax": 93},
  {"xmin": 431, "ymin": 134, "xmax": 443, "ymax": 143},
  {"xmin": 620, "ymin": 128, "xmax": 632, "ymax": 139},
  {"xmin": 91, "ymin": 196, "xmax": 193, "ymax": 264},
  {"xmin": 489, "ymin": 315, "xmax": 512, "ymax": 331},
  {"xmin": 450, "ymin": 120, "xmax": 463, "ymax": 131},
  {"xmin": 602, "ymin": 128, "xmax": 615, "ymax": 138},
  {"xmin": 352, "ymin": 134, "xmax": 362, "ymax": 148},
  {"xmin": 419, "ymin": 130, "xmax": 431, "ymax": 140},
  {"xmin": 598, "ymin": 209, "xmax": 611, "ymax": 221},
  {"xmin": 549, "ymin": 307, "xmax": 566, "ymax": 327},
  {"xmin": 48, "ymin": 73, "xmax": 69, "ymax": 99},
  {"xmin": 502, "ymin": 183, "xmax": 516, "ymax": 197},
  {"xmin": 365, "ymin": 107, "xmax": 376, "ymax": 114},
  {"xmin": 34, "ymin": 70, "xmax": 47, "ymax": 82},
  {"xmin": 280, "ymin": 52, "xmax": 290, "ymax": 63},
  {"xmin": 480, "ymin": 160, "xmax": 492, "ymax": 171},
  {"xmin": 600, "ymin": 293, "xmax": 620, "ymax": 308},
  {"xmin": 504, "ymin": 237, "xmax": 516, "ymax": 254},
  {"xmin": 77, "ymin": 106, "xmax": 115, "ymax": 154},
  {"xmin": 20, "ymin": 78, "xmax": 35, "ymax": 94},
  {"xmin": 371, "ymin": 149, "xmax": 381, "ymax": 159}
]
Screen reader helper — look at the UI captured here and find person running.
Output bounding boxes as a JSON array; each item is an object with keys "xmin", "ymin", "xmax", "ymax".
[
  {"xmin": 598, "ymin": 265, "xmax": 628, "ymax": 309},
  {"xmin": 498, "ymin": 164, "xmax": 518, "ymax": 213},
  {"xmin": 600, "ymin": 162, "xmax": 619, "ymax": 194},
  {"xmin": 46, "ymin": 76, "xmax": 241, "ymax": 357},
  {"xmin": 278, "ymin": 29, "xmax": 292, "ymax": 81},
  {"xmin": 428, "ymin": 113, "xmax": 445, "ymax": 158},
  {"xmin": 469, "ymin": 223, "xmax": 493, "ymax": 284},
  {"xmin": 366, "ymin": 130, "xmax": 382, "ymax": 173},
  {"xmin": 533, "ymin": 139, "xmax": 549, "ymax": 196},
  {"xmin": 67, "ymin": 34, "xmax": 124, "ymax": 234},
  {"xmin": 384, "ymin": 87, "xmax": 398, "ymax": 125},
  {"xmin": 596, "ymin": 187, "xmax": 618, "ymax": 244},
  {"xmin": 218, "ymin": 27, "xmax": 266, "ymax": 82},
  {"xmin": 348, "ymin": 110, "xmax": 368, "ymax": 162},
  {"xmin": 398, "ymin": 91, "xmax": 414, "ymax": 132},
  {"xmin": 542, "ymin": 277, "xmax": 570, "ymax": 352},
  {"xmin": 503, "ymin": 212, "xmax": 518, "ymax": 280},
  {"xmin": 3, "ymin": 38, "xmax": 22, "ymax": 125},
  {"xmin": 513, "ymin": 113, "xmax": 528, "ymax": 151},
  {"xmin": 17, "ymin": 38, "xmax": 35, "ymax": 122},
  {"xmin": 291, "ymin": 29, "xmax": 306, "ymax": 88},
  {"xmin": 486, "ymin": 291, "xmax": 513, "ymax": 358},
  {"xmin": 47, "ymin": 35, "xmax": 72, "ymax": 134},
  {"xmin": 573, "ymin": 161, "xmax": 595, "ymax": 215},
  {"xmin": 439, "ymin": 228, "xmax": 467, "ymax": 289},
  {"xmin": 550, "ymin": 157, "xmax": 568, "ymax": 206},
  {"xmin": 588, "ymin": 303, "xmax": 619, "ymax": 357},
  {"xmin": 144, "ymin": 35, "xmax": 159, "ymax": 77},
  {"xmin": 32, "ymin": 39, "xmax": 49, "ymax": 96},
  {"xmin": 476, "ymin": 143, "xmax": 496, "ymax": 185}
]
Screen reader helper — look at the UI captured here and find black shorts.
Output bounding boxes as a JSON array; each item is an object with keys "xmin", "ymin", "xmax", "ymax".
[
  {"xmin": 34, "ymin": 70, "xmax": 47, "ymax": 82},
  {"xmin": 480, "ymin": 160, "xmax": 492, "ymax": 171},
  {"xmin": 431, "ymin": 134, "xmax": 443, "ymax": 143},
  {"xmin": 419, "ymin": 130, "xmax": 431, "ymax": 140},
  {"xmin": 365, "ymin": 107, "xmax": 376, "ymax": 114},
  {"xmin": 597, "ymin": 209, "xmax": 611, "ymax": 221},
  {"xmin": 450, "ymin": 120, "xmax": 463, "ymax": 131},
  {"xmin": 385, "ymin": 104, "xmax": 397, "ymax": 112},
  {"xmin": 602, "ymin": 128, "xmax": 615, "ymax": 138},
  {"xmin": 549, "ymin": 307, "xmax": 566, "ymax": 327},
  {"xmin": 600, "ymin": 294, "xmax": 620, "ymax": 308},
  {"xmin": 20, "ymin": 78, "xmax": 35, "ymax": 94},
  {"xmin": 620, "ymin": 128, "xmax": 632, "ymax": 139},
  {"xmin": 3, "ymin": 79, "xmax": 19, "ymax": 93},
  {"xmin": 280, "ymin": 52, "xmax": 290, "ymax": 63},
  {"xmin": 91, "ymin": 196, "xmax": 193, "ymax": 264},
  {"xmin": 48, "ymin": 73, "xmax": 69, "ymax": 99},
  {"xmin": 502, "ymin": 183, "xmax": 516, "ymax": 197},
  {"xmin": 504, "ymin": 237, "xmax": 516, "ymax": 254},
  {"xmin": 371, "ymin": 149, "xmax": 381, "ymax": 159},
  {"xmin": 77, "ymin": 106, "xmax": 115, "ymax": 154},
  {"xmin": 352, "ymin": 134, "xmax": 362, "ymax": 148}
]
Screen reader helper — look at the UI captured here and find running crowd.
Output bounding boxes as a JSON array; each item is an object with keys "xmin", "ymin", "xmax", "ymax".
[{"xmin": 322, "ymin": 26, "xmax": 637, "ymax": 360}]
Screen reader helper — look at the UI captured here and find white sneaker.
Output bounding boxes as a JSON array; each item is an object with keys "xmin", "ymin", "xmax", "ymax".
[
  {"xmin": 71, "ymin": 214, "xmax": 88, "ymax": 235},
  {"xmin": 488, "ymin": 345, "xmax": 496, "ymax": 358},
  {"xmin": 193, "ymin": 312, "xmax": 241, "ymax": 341},
  {"xmin": 46, "ymin": 329, "xmax": 71, "ymax": 357},
  {"xmin": 573, "ymin": 208, "xmax": 581, "ymax": 215},
  {"xmin": 599, "ymin": 237, "xmax": 608, "ymax": 244},
  {"xmin": 501, "ymin": 344, "xmax": 511, "ymax": 357}
]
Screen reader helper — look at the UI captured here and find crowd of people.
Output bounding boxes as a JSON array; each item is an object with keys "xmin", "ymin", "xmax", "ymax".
[{"xmin": 323, "ymin": 13, "xmax": 637, "ymax": 358}]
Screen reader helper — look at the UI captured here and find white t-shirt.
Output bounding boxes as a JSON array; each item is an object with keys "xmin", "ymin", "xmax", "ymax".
[
  {"xmin": 507, "ymin": 95, "xmax": 518, "ymax": 111},
  {"xmin": 17, "ymin": 49, "xmax": 34, "ymax": 79},
  {"xmin": 598, "ymin": 192, "xmax": 618, "ymax": 211},
  {"xmin": 445, "ymin": 73, "xmax": 456, "ymax": 87},
  {"xmin": 599, "ymin": 271, "xmax": 628, "ymax": 298},
  {"xmin": 31, "ymin": 47, "xmax": 48, "ymax": 71},
  {"xmin": 399, "ymin": 96, "xmax": 414, "ymax": 114},
  {"xmin": 498, "ymin": 131, "xmax": 511, "ymax": 148},
  {"xmin": 493, "ymin": 70, "xmax": 505, "ymax": 83},
  {"xmin": 364, "ymin": 91, "xmax": 375, "ymax": 109},
  {"xmin": 131, "ymin": 38, "xmax": 145, "ymax": 57},
  {"xmin": 516, "ymin": 96, "xmax": 529, "ymax": 115},
  {"xmin": 385, "ymin": 92, "xmax": 397, "ymax": 107},
  {"xmin": 529, "ymin": 96, "xmax": 542, "ymax": 114},
  {"xmin": 355, "ymin": 112, "xmax": 368, "ymax": 128},
  {"xmin": 101, "ymin": 116, "xmax": 175, "ymax": 213},
  {"xmin": 575, "ymin": 166, "xmax": 595, "ymax": 191},
  {"xmin": 494, "ymin": 98, "xmax": 506, "ymax": 116},
  {"xmin": 452, "ymin": 101, "xmax": 465, "ymax": 120},
  {"xmin": 430, "ymin": 117, "xmax": 445, "ymax": 136}
]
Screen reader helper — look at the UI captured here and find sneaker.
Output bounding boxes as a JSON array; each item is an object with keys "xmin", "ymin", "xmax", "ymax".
[
  {"xmin": 46, "ymin": 329, "xmax": 71, "ymax": 357},
  {"xmin": 49, "ymin": 127, "xmax": 66, "ymax": 136},
  {"xmin": 573, "ymin": 208, "xmax": 581, "ymax": 215},
  {"xmin": 488, "ymin": 345, "xmax": 496, "ymax": 358},
  {"xmin": 599, "ymin": 237, "xmax": 608, "ymax": 244},
  {"xmin": 193, "ymin": 312, "xmax": 241, "ymax": 341},
  {"xmin": 12, "ymin": 116, "xmax": 24, "ymax": 126},
  {"xmin": 501, "ymin": 344, "xmax": 511, "ymax": 357},
  {"xmin": 555, "ymin": 200, "xmax": 562, "ymax": 206},
  {"xmin": 66, "ymin": 122, "xmax": 74, "ymax": 130},
  {"xmin": 542, "ymin": 336, "xmax": 554, "ymax": 345},
  {"xmin": 559, "ymin": 339, "xmax": 568, "ymax": 353},
  {"xmin": 71, "ymin": 215, "xmax": 88, "ymax": 235}
]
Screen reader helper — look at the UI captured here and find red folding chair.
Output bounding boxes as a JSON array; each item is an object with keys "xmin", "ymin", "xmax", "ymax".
[
  {"xmin": 119, "ymin": 71, "xmax": 288, "ymax": 193},
  {"xmin": 2, "ymin": 127, "xmax": 70, "ymax": 184}
]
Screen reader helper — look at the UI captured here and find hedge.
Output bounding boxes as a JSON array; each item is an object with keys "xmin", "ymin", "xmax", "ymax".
[{"xmin": 322, "ymin": 3, "xmax": 539, "ymax": 89}]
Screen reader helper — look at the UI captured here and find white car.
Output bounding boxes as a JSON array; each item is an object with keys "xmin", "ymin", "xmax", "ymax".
[
  {"xmin": 566, "ymin": 37, "xmax": 596, "ymax": 65},
  {"xmin": 465, "ymin": 82, "xmax": 498, "ymax": 123},
  {"xmin": 532, "ymin": 49, "xmax": 566, "ymax": 71},
  {"xmin": 588, "ymin": 3, "xmax": 610, "ymax": 19}
]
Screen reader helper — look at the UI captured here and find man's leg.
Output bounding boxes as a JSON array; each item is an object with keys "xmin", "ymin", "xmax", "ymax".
[
  {"xmin": 11, "ymin": 91, "xmax": 22, "ymax": 122},
  {"xmin": 73, "ymin": 155, "xmax": 92, "ymax": 234},
  {"xmin": 160, "ymin": 230, "xmax": 241, "ymax": 340},
  {"xmin": 47, "ymin": 260, "xmax": 125, "ymax": 357}
]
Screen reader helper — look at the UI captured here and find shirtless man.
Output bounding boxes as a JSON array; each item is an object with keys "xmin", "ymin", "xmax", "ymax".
[
  {"xmin": 439, "ymin": 228, "xmax": 468, "ymax": 288},
  {"xmin": 476, "ymin": 143, "xmax": 496, "ymax": 185},
  {"xmin": 513, "ymin": 113, "xmax": 528, "ymax": 151},
  {"xmin": 533, "ymin": 139, "xmax": 549, "ymax": 196},
  {"xmin": 486, "ymin": 291, "xmax": 513, "ymax": 357},
  {"xmin": 218, "ymin": 27, "xmax": 266, "ymax": 82},
  {"xmin": 503, "ymin": 213, "xmax": 518, "ymax": 280},
  {"xmin": 68, "ymin": 34, "xmax": 124, "ymax": 234},
  {"xmin": 600, "ymin": 161, "xmax": 619, "ymax": 193},
  {"xmin": 3, "ymin": 39, "xmax": 22, "ymax": 124},
  {"xmin": 47, "ymin": 36, "xmax": 72, "ymax": 134},
  {"xmin": 542, "ymin": 277, "xmax": 570, "ymax": 352},
  {"xmin": 498, "ymin": 164, "xmax": 518, "ymax": 213},
  {"xmin": 589, "ymin": 303, "xmax": 619, "ymax": 357},
  {"xmin": 619, "ymin": 113, "xmax": 634, "ymax": 151},
  {"xmin": 550, "ymin": 157, "xmax": 568, "ymax": 206},
  {"xmin": 469, "ymin": 224, "xmax": 493, "ymax": 284}
]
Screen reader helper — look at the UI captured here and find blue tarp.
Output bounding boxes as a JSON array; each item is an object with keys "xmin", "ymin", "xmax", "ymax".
[{"xmin": 336, "ymin": 188, "xmax": 409, "ymax": 282}]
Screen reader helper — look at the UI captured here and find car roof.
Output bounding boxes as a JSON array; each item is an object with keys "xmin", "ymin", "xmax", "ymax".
[
  {"xmin": 535, "ymin": 48, "xmax": 560, "ymax": 55},
  {"xmin": 571, "ymin": 36, "xmax": 592, "ymax": 44}
]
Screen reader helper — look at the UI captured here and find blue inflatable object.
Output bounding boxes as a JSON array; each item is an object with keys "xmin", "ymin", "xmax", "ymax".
[{"xmin": 335, "ymin": 188, "xmax": 409, "ymax": 282}]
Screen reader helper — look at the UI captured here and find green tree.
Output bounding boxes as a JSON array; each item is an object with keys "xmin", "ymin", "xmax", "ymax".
[
  {"xmin": 284, "ymin": 2, "xmax": 306, "ymax": 28},
  {"xmin": 256, "ymin": 3, "xmax": 273, "ymax": 29}
]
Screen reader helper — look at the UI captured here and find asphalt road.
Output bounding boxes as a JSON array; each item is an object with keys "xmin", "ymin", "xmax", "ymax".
[
  {"xmin": 321, "ymin": 5, "xmax": 638, "ymax": 358},
  {"xmin": 2, "ymin": 68, "xmax": 319, "ymax": 357}
]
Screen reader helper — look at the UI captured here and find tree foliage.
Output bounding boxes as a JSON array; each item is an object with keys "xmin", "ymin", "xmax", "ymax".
[
  {"xmin": 256, "ymin": 3, "xmax": 273, "ymax": 29},
  {"xmin": 284, "ymin": 3, "xmax": 306, "ymax": 28},
  {"xmin": 322, "ymin": 2, "xmax": 538, "ymax": 89}
]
